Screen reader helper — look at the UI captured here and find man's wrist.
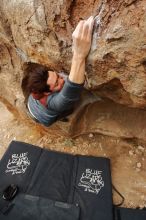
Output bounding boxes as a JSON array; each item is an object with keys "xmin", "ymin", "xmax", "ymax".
[
  {"xmin": 72, "ymin": 53, "xmax": 85, "ymax": 61},
  {"xmin": 69, "ymin": 53, "xmax": 85, "ymax": 84}
]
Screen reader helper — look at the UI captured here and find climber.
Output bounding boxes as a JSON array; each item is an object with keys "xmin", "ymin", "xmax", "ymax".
[{"xmin": 22, "ymin": 16, "xmax": 94, "ymax": 127}]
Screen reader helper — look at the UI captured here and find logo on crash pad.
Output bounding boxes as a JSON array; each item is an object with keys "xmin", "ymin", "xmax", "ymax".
[
  {"xmin": 5, "ymin": 152, "xmax": 30, "ymax": 175},
  {"xmin": 78, "ymin": 169, "xmax": 104, "ymax": 194}
]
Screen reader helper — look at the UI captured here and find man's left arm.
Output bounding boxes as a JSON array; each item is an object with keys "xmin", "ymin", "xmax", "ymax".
[{"xmin": 48, "ymin": 16, "xmax": 94, "ymax": 112}]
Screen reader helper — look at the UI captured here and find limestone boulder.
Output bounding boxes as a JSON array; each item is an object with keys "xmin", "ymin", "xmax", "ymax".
[{"xmin": 0, "ymin": 0, "xmax": 146, "ymax": 110}]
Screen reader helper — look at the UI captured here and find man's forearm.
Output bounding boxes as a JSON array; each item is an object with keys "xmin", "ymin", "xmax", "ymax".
[
  {"xmin": 69, "ymin": 54, "xmax": 85, "ymax": 84},
  {"xmin": 69, "ymin": 16, "xmax": 94, "ymax": 85}
]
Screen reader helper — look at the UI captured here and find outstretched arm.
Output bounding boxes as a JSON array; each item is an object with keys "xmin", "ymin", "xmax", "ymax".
[
  {"xmin": 48, "ymin": 16, "xmax": 94, "ymax": 112},
  {"xmin": 69, "ymin": 16, "xmax": 94, "ymax": 84}
]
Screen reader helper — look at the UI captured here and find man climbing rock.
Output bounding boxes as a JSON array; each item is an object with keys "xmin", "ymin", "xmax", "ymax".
[{"xmin": 22, "ymin": 16, "xmax": 94, "ymax": 126}]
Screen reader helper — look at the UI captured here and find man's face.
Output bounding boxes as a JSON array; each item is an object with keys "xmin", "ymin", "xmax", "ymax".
[{"xmin": 47, "ymin": 71, "xmax": 65, "ymax": 92}]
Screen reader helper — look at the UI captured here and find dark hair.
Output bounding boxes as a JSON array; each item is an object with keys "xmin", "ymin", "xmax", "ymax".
[{"xmin": 21, "ymin": 63, "xmax": 51, "ymax": 101}]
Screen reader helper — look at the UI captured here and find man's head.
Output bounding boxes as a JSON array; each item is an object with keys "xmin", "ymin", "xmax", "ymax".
[{"xmin": 22, "ymin": 63, "xmax": 65, "ymax": 100}]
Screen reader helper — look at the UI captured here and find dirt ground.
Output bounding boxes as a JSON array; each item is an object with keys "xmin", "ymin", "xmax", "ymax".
[{"xmin": 0, "ymin": 99, "xmax": 146, "ymax": 209}]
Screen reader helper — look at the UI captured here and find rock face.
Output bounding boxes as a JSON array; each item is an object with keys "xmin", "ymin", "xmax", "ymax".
[
  {"xmin": 70, "ymin": 99, "xmax": 146, "ymax": 141},
  {"xmin": 0, "ymin": 0, "xmax": 146, "ymax": 110}
]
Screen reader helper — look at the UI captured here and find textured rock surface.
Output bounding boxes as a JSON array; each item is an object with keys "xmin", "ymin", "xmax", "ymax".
[
  {"xmin": 0, "ymin": 0, "xmax": 146, "ymax": 109},
  {"xmin": 70, "ymin": 98, "xmax": 146, "ymax": 140},
  {"xmin": 88, "ymin": 0, "xmax": 146, "ymax": 108}
]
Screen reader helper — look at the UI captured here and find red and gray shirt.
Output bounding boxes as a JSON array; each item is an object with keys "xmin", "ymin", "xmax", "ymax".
[{"xmin": 28, "ymin": 77, "xmax": 84, "ymax": 126}]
